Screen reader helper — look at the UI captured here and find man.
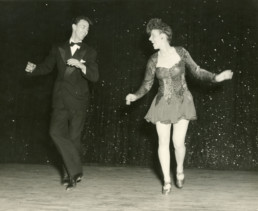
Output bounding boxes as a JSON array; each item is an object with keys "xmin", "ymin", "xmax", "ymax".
[{"xmin": 25, "ymin": 16, "xmax": 99, "ymax": 190}]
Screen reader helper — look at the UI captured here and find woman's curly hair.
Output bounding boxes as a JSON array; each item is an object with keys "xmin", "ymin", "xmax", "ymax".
[{"xmin": 146, "ymin": 18, "xmax": 172, "ymax": 43}]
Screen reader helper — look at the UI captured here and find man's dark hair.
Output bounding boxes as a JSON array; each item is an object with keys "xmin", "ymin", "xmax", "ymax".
[{"xmin": 72, "ymin": 16, "xmax": 93, "ymax": 26}]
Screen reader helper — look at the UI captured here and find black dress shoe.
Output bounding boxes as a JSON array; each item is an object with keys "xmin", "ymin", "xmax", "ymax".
[
  {"xmin": 65, "ymin": 173, "xmax": 83, "ymax": 191},
  {"xmin": 61, "ymin": 166, "xmax": 69, "ymax": 185},
  {"xmin": 62, "ymin": 176, "xmax": 70, "ymax": 186},
  {"xmin": 66, "ymin": 179, "xmax": 76, "ymax": 191},
  {"xmin": 63, "ymin": 173, "xmax": 83, "ymax": 185},
  {"xmin": 74, "ymin": 173, "xmax": 83, "ymax": 183}
]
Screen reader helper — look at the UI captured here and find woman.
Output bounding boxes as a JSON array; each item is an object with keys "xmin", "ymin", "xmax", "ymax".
[{"xmin": 125, "ymin": 18, "xmax": 233, "ymax": 195}]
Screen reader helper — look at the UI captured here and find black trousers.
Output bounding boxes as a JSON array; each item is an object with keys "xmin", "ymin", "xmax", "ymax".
[{"xmin": 49, "ymin": 108, "xmax": 86, "ymax": 178}]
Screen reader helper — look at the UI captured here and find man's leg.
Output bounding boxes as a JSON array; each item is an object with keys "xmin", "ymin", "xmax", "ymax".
[
  {"xmin": 69, "ymin": 109, "xmax": 87, "ymax": 176},
  {"xmin": 49, "ymin": 109, "xmax": 82, "ymax": 180}
]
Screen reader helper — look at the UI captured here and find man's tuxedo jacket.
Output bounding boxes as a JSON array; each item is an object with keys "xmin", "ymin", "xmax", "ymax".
[{"xmin": 30, "ymin": 41, "xmax": 99, "ymax": 110}]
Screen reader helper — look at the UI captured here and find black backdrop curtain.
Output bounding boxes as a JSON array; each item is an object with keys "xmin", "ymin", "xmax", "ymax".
[{"xmin": 0, "ymin": 0, "xmax": 257, "ymax": 170}]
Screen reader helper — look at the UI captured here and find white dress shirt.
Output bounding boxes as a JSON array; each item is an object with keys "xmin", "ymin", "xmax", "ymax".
[{"xmin": 69, "ymin": 39, "xmax": 81, "ymax": 56}]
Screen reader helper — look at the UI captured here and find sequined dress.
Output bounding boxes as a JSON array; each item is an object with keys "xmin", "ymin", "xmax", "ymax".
[{"xmin": 134, "ymin": 47, "xmax": 216, "ymax": 124}]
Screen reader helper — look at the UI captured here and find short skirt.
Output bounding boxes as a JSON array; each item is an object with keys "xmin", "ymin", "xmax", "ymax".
[{"xmin": 145, "ymin": 91, "xmax": 197, "ymax": 124}]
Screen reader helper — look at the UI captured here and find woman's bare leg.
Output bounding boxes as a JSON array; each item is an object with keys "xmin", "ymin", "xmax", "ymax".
[
  {"xmin": 156, "ymin": 121, "xmax": 172, "ymax": 183},
  {"xmin": 172, "ymin": 119, "xmax": 189, "ymax": 176}
]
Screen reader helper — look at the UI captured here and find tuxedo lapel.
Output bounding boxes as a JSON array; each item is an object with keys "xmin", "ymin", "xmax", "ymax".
[{"xmin": 59, "ymin": 41, "xmax": 71, "ymax": 63}]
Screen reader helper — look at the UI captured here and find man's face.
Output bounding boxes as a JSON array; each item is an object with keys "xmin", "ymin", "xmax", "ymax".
[{"xmin": 72, "ymin": 20, "xmax": 89, "ymax": 41}]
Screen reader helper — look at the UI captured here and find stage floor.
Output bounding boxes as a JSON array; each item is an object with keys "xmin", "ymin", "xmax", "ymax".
[{"xmin": 0, "ymin": 164, "xmax": 257, "ymax": 211}]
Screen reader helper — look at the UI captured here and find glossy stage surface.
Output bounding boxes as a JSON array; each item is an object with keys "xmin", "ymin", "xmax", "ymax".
[{"xmin": 0, "ymin": 164, "xmax": 257, "ymax": 211}]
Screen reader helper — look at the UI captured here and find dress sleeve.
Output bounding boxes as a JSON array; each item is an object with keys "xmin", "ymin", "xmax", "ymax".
[
  {"xmin": 134, "ymin": 56, "xmax": 156, "ymax": 100},
  {"xmin": 183, "ymin": 48, "xmax": 216, "ymax": 82}
]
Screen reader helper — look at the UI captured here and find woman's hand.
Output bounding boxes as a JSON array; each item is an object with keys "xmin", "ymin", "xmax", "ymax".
[
  {"xmin": 125, "ymin": 94, "xmax": 137, "ymax": 105},
  {"xmin": 215, "ymin": 70, "xmax": 233, "ymax": 82}
]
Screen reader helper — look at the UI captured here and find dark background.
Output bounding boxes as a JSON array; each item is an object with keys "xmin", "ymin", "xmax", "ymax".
[{"xmin": 0, "ymin": 0, "xmax": 257, "ymax": 170}]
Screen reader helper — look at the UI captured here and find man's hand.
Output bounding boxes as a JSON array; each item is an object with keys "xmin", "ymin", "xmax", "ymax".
[
  {"xmin": 25, "ymin": 61, "xmax": 36, "ymax": 73},
  {"xmin": 67, "ymin": 58, "xmax": 87, "ymax": 74}
]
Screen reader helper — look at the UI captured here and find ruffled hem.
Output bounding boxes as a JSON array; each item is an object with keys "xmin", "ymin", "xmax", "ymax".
[
  {"xmin": 144, "ymin": 92, "xmax": 197, "ymax": 124},
  {"xmin": 145, "ymin": 115, "xmax": 197, "ymax": 125}
]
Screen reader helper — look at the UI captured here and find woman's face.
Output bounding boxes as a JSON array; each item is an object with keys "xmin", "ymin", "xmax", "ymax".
[{"xmin": 149, "ymin": 29, "xmax": 163, "ymax": 49}]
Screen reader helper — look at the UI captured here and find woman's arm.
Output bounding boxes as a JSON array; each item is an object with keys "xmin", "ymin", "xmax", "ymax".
[
  {"xmin": 183, "ymin": 48, "xmax": 233, "ymax": 82},
  {"xmin": 125, "ymin": 55, "xmax": 157, "ymax": 104},
  {"xmin": 134, "ymin": 55, "xmax": 156, "ymax": 99},
  {"xmin": 183, "ymin": 48, "xmax": 217, "ymax": 82}
]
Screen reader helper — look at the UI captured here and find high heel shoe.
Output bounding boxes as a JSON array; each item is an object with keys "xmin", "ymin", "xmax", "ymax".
[
  {"xmin": 162, "ymin": 182, "xmax": 172, "ymax": 195},
  {"xmin": 176, "ymin": 172, "xmax": 185, "ymax": 189}
]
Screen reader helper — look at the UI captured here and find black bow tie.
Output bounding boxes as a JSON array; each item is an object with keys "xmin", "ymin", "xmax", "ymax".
[{"xmin": 70, "ymin": 42, "xmax": 82, "ymax": 47}]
